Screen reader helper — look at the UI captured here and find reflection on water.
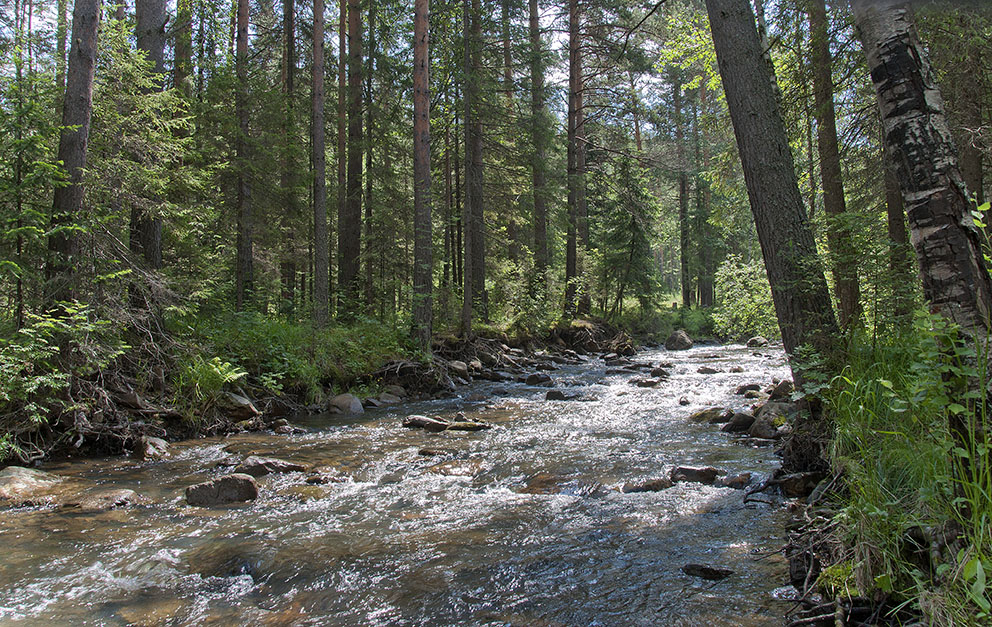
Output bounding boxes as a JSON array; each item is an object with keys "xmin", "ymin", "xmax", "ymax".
[{"xmin": 0, "ymin": 344, "xmax": 793, "ymax": 626}]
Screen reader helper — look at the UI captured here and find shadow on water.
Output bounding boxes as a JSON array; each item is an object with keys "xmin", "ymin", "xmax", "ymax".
[{"xmin": 0, "ymin": 344, "xmax": 795, "ymax": 626}]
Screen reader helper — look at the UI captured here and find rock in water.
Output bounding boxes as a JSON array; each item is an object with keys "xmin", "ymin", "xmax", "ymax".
[
  {"xmin": 445, "ymin": 421, "xmax": 492, "ymax": 432},
  {"xmin": 665, "ymin": 329, "xmax": 694, "ymax": 351},
  {"xmin": 330, "ymin": 393, "xmax": 364, "ymax": 414},
  {"xmin": 682, "ymin": 564, "xmax": 734, "ymax": 580},
  {"xmin": 721, "ymin": 412, "xmax": 756, "ymax": 433},
  {"xmin": 0, "ymin": 466, "xmax": 63, "ymax": 506},
  {"xmin": 697, "ymin": 366, "xmax": 722, "ymax": 375},
  {"xmin": 235, "ymin": 455, "xmax": 307, "ymax": 477},
  {"xmin": 138, "ymin": 436, "xmax": 170, "ymax": 460},
  {"xmin": 688, "ymin": 407, "xmax": 725, "ymax": 423},
  {"xmin": 717, "ymin": 473, "xmax": 752, "ymax": 490},
  {"xmin": 621, "ymin": 478, "xmax": 674, "ymax": 493},
  {"xmin": 402, "ymin": 415, "xmax": 451, "ymax": 432},
  {"xmin": 748, "ymin": 416, "xmax": 781, "ymax": 440},
  {"xmin": 525, "ymin": 373, "xmax": 553, "ymax": 386},
  {"xmin": 735, "ymin": 383, "xmax": 761, "ymax": 395},
  {"xmin": 64, "ymin": 488, "xmax": 146, "ymax": 512},
  {"xmin": 221, "ymin": 392, "xmax": 260, "ymax": 420},
  {"xmin": 670, "ymin": 466, "xmax": 720, "ymax": 485},
  {"xmin": 746, "ymin": 336, "xmax": 769, "ymax": 347},
  {"xmin": 185, "ymin": 474, "xmax": 258, "ymax": 506}
]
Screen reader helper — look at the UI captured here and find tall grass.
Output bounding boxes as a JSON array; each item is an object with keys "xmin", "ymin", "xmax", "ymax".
[{"xmin": 823, "ymin": 314, "xmax": 992, "ymax": 625}]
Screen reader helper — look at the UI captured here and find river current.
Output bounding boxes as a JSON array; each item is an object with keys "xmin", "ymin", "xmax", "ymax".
[{"xmin": 0, "ymin": 343, "xmax": 794, "ymax": 626}]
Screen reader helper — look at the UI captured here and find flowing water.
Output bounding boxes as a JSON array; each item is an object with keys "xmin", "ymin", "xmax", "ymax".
[{"xmin": 0, "ymin": 344, "xmax": 795, "ymax": 626}]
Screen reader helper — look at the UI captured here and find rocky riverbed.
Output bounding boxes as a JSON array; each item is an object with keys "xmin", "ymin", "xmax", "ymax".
[{"xmin": 0, "ymin": 341, "xmax": 803, "ymax": 626}]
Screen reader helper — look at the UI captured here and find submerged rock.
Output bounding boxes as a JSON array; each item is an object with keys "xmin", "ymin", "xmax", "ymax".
[
  {"xmin": 426, "ymin": 458, "xmax": 485, "ymax": 476},
  {"xmin": 185, "ymin": 474, "xmax": 258, "ymax": 506},
  {"xmin": 688, "ymin": 407, "xmax": 726, "ymax": 423},
  {"xmin": 682, "ymin": 564, "xmax": 734, "ymax": 580},
  {"xmin": 621, "ymin": 478, "xmax": 673, "ymax": 493},
  {"xmin": 670, "ymin": 466, "xmax": 720, "ymax": 485},
  {"xmin": 235, "ymin": 455, "xmax": 307, "ymax": 478},
  {"xmin": 665, "ymin": 330, "xmax": 693, "ymax": 351},
  {"xmin": 0, "ymin": 466, "xmax": 63, "ymax": 506},
  {"xmin": 64, "ymin": 488, "xmax": 146, "ymax": 512}
]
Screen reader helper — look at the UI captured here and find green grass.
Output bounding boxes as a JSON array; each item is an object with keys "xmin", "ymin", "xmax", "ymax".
[{"xmin": 822, "ymin": 314, "xmax": 992, "ymax": 625}]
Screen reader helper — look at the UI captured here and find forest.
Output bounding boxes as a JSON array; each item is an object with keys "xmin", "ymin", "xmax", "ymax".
[{"xmin": 1, "ymin": 0, "xmax": 991, "ymax": 623}]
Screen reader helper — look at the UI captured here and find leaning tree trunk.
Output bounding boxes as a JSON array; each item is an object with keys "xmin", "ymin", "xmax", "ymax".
[
  {"xmin": 411, "ymin": 0, "xmax": 432, "ymax": 350},
  {"xmin": 48, "ymin": 0, "xmax": 101, "ymax": 304},
  {"xmin": 705, "ymin": 0, "xmax": 838, "ymax": 362}
]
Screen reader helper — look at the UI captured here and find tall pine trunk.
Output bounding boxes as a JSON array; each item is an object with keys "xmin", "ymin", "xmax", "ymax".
[
  {"xmin": 809, "ymin": 0, "xmax": 861, "ymax": 329},
  {"xmin": 412, "ymin": 0, "xmax": 432, "ymax": 349},
  {"xmin": 234, "ymin": 0, "xmax": 253, "ymax": 310},
  {"xmin": 313, "ymin": 0, "xmax": 329, "ymax": 326},
  {"xmin": 338, "ymin": 0, "xmax": 363, "ymax": 318},
  {"xmin": 529, "ymin": 0, "xmax": 548, "ymax": 283},
  {"xmin": 673, "ymin": 74, "xmax": 691, "ymax": 310},
  {"xmin": 133, "ymin": 0, "xmax": 166, "ymax": 270},
  {"xmin": 565, "ymin": 0, "xmax": 581, "ymax": 316},
  {"xmin": 705, "ymin": 0, "xmax": 838, "ymax": 362},
  {"xmin": 280, "ymin": 0, "xmax": 298, "ymax": 316},
  {"xmin": 48, "ymin": 0, "xmax": 101, "ymax": 303}
]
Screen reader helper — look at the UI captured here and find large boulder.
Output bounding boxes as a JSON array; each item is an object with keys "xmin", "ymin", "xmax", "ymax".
[
  {"xmin": 769, "ymin": 379, "xmax": 795, "ymax": 401},
  {"xmin": 665, "ymin": 330, "xmax": 693, "ymax": 351},
  {"xmin": 235, "ymin": 455, "xmax": 307, "ymax": 478},
  {"xmin": 221, "ymin": 392, "xmax": 260, "ymax": 420},
  {"xmin": 670, "ymin": 466, "xmax": 720, "ymax": 485},
  {"xmin": 748, "ymin": 416, "xmax": 781, "ymax": 440},
  {"xmin": 746, "ymin": 336, "xmax": 769, "ymax": 348},
  {"xmin": 185, "ymin": 474, "xmax": 258, "ymax": 506},
  {"xmin": 330, "ymin": 393, "xmax": 364, "ymax": 414}
]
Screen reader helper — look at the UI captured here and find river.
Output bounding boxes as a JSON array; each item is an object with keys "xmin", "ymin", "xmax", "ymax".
[{"xmin": 0, "ymin": 343, "xmax": 794, "ymax": 626}]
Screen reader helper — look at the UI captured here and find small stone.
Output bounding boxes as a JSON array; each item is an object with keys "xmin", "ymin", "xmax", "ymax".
[
  {"xmin": 679, "ymin": 396, "xmax": 691, "ymax": 406},
  {"xmin": 717, "ymin": 473, "xmax": 752, "ymax": 490},
  {"xmin": 418, "ymin": 448, "xmax": 454, "ymax": 457},
  {"xmin": 651, "ymin": 367, "xmax": 670, "ymax": 378},
  {"xmin": 222, "ymin": 392, "xmax": 260, "ymax": 420},
  {"xmin": 545, "ymin": 390, "xmax": 572, "ymax": 401},
  {"xmin": 744, "ymin": 390, "xmax": 762, "ymax": 399},
  {"xmin": 273, "ymin": 425, "xmax": 294, "ymax": 434},
  {"xmin": 729, "ymin": 366, "xmax": 744, "ymax": 373},
  {"xmin": 735, "ymin": 384, "xmax": 761, "ymax": 395},
  {"xmin": 670, "ymin": 466, "xmax": 720, "ymax": 485},
  {"xmin": 621, "ymin": 478, "xmax": 673, "ymax": 493},
  {"xmin": 634, "ymin": 378, "xmax": 660, "ymax": 388},
  {"xmin": 185, "ymin": 474, "xmax": 258, "ymax": 506},
  {"xmin": 682, "ymin": 564, "xmax": 734, "ymax": 580},
  {"xmin": 269, "ymin": 418, "xmax": 290, "ymax": 428}
]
